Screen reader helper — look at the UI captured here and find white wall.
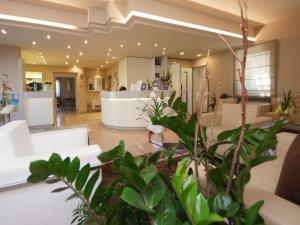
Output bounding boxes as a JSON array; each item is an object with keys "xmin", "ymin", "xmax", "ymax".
[
  {"xmin": 118, "ymin": 58, "xmax": 128, "ymax": 88},
  {"xmin": 0, "ymin": 45, "xmax": 24, "ymax": 120},
  {"xmin": 127, "ymin": 57, "xmax": 153, "ymax": 88}
]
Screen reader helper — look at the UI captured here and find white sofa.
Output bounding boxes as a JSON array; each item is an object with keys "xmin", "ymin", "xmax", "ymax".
[
  {"xmin": 0, "ymin": 120, "xmax": 101, "ymax": 225},
  {"xmin": 244, "ymin": 132, "xmax": 300, "ymax": 225},
  {"xmin": 200, "ymin": 103, "xmax": 273, "ymax": 139}
]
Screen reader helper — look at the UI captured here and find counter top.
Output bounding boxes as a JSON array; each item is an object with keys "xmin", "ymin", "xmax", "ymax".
[
  {"xmin": 23, "ymin": 91, "xmax": 54, "ymax": 99},
  {"xmin": 101, "ymin": 90, "xmax": 173, "ymax": 99}
]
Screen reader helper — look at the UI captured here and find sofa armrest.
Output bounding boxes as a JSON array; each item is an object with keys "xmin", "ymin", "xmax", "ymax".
[
  {"xmin": 276, "ymin": 132, "xmax": 297, "ymax": 159},
  {"xmin": 199, "ymin": 112, "xmax": 221, "ymax": 127},
  {"xmin": 31, "ymin": 127, "xmax": 89, "ymax": 154},
  {"xmin": 245, "ymin": 185, "xmax": 300, "ymax": 225},
  {"xmin": 0, "ymin": 145, "xmax": 101, "ymax": 189}
]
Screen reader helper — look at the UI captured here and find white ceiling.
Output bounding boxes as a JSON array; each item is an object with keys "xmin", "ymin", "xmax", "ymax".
[
  {"xmin": 0, "ymin": 21, "xmax": 241, "ymax": 68},
  {"xmin": 176, "ymin": 0, "xmax": 300, "ymax": 24}
]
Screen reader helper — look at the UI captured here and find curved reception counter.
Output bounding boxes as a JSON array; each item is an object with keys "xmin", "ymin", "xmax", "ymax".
[{"xmin": 101, "ymin": 91, "xmax": 172, "ymax": 130}]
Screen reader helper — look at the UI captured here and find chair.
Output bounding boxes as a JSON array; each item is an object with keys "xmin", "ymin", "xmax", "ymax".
[{"xmin": 0, "ymin": 120, "xmax": 101, "ymax": 225}]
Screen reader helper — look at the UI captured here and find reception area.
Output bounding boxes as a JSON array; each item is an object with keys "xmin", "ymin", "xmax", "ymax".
[{"xmin": 1, "ymin": 0, "xmax": 300, "ymax": 225}]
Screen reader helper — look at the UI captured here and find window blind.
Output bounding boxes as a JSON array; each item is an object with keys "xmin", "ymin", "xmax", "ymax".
[{"xmin": 234, "ymin": 41, "xmax": 277, "ymax": 97}]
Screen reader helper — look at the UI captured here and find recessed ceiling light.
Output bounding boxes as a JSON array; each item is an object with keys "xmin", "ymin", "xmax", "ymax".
[
  {"xmin": 173, "ymin": 61, "xmax": 177, "ymax": 64},
  {"xmin": 38, "ymin": 51, "xmax": 42, "ymax": 55},
  {"xmin": 73, "ymin": 65, "xmax": 77, "ymax": 68},
  {"xmin": 41, "ymin": 55, "xmax": 44, "ymax": 58},
  {"xmin": 46, "ymin": 34, "xmax": 51, "ymax": 39},
  {"xmin": 79, "ymin": 52, "xmax": 83, "ymax": 56},
  {"xmin": 84, "ymin": 40, "xmax": 88, "ymax": 44},
  {"xmin": 137, "ymin": 42, "xmax": 141, "ymax": 46},
  {"xmin": 42, "ymin": 58, "xmax": 46, "ymax": 61},
  {"xmin": 66, "ymin": 55, "xmax": 69, "ymax": 58},
  {"xmin": 108, "ymin": 48, "xmax": 112, "ymax": 52},
  {"xmin": 163, "ymin": 47, "xmax": 166, "ymax": 51},
  {"xmin": 76, "ymin": 59, "xmax": 79, "ymax": 63},
  {"xmin": 120, "ymin": 44, "xmax": 124, "ymax": 48},
  {"xmin": 33, "ymin": 62, "xmax": 36, "ymax": 64},
  {"xmin": 65, "ymin": 62, "xmax": 68, "ymax": 65},
  {"xmin": 112, "ymin": 56, "xmax": 116, "ymax": 59},
  {"xmin": 154, "ymin": 43, "xmax": 158, "ymax": 47},
  {"xmin": 43, "ymin": 61, "xmax": 47, "ymax": 64},
  {"xmin": 107, "ymin": 53, "xmax": 110, "ymax": 56},
  {"xmin": 105, "ymin": 61, "xmax": 109, "ymax": 64},
  {"xmin": 180, "ymin": 52, "xmax": 185, "ymax": 55},
  {"xmin": 67, "ymin": 45, "xmax": 71, "ymax": 49},
  {"xmin": 1, "ymin": 29, "xmax": 7, "ymax": 34},
  {"xmin": 197, "ymin": 53, "xmax": 202, "ymax": 57},
  {"xmin": 101, "ymin": 65, "xmax": 104, "ymax": 68},
  {"xmin": 32, "ymin": 41, "xmax": 36, "ymax": 45},
  {"xmin": 162, "ymin": 51, "xmax": 165, "ymax": 55}
]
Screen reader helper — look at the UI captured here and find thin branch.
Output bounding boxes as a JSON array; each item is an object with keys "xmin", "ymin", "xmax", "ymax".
[
  {"xmin": 218, "ymin": 34, "xmax": 242, "ymax": 63},
  {"xmin": 193, "ymin": 123, "xmax": 202, "ymax": 191}
]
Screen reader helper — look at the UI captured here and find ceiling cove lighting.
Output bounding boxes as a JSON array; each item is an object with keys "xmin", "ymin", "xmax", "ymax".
[
  {"xmin": 123, "ymin": 11, "xmax": 255, "ymax": 41},
  {"xmin": 46, "ymin": 34, "xmax": 51, "ymax": 39},
  {"xmin": 180, "ymin": 52, "xmax": 185, "ymax": 55},
  {"xmin": 32, "ymin": 41, "xmax": 36, "ymax": 45},
  {"xmin": 1, "ymin": 29, "xmax": 7, "ymax": 34},
  {"xmin": 0, "ymin": 14, "xmax": 77, "ymax": 30}
]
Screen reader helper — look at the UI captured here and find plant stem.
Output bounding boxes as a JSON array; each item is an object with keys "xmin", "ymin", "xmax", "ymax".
[
  {"xmin": 60, "ymin": 178, "xmax": 104, "ymax": 225},
  {"xmin": 193, "ymin": 123, "xmax": 202, "ymax": 192}
]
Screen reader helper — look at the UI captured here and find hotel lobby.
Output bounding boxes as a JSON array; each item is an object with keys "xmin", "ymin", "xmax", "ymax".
[{"xmin": 0, "ymin": 0, "xmax": 300, "ymax": 225}]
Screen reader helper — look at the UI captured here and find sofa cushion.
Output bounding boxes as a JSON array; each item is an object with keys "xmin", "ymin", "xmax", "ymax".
[
  {"xmin": 275, "ymin": 133, "xmax": 300, "ymax": 205},
  {"xmin": 0, "ymin": 120, "xmax": 34, "ymax": 161}
]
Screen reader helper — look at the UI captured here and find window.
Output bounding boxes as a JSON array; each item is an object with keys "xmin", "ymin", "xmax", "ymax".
[
  {"xmin": 234, "ymin": 41, "xmax": 277, "ymax": 97},
  {"xmin": 55, "ymin": 79, "xmax": 61, "ymax": 97}
]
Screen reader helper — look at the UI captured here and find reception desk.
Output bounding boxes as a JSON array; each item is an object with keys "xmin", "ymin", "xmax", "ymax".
[{"xmin": 101, "ymin": 91, "xmax": 173, "ymax": 130}]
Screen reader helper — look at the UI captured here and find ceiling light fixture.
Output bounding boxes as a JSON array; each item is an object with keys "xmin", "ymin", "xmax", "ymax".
[
  {"xmin": 162, "ymin": 52, "xmax": 165, "ymax": 55},
  {"xmin": 197, "ymin": 53, "xmax": 202, "ymax": 57},
  {"xmin": 38, "ymin": 51, "xmax": 42, "ymax": 55},
  {"xmin": 101, "ymin": 65, "xmax": 104, "ymax": 68},
  {"xmin": 43, "ymin": 62, "xmax": 47, "ymax": 64},
  {"xmin": 180, "ymin": 52, "xmax": 185, "ymax": 55},
  {"xmin": 107, "ymin": 53, "xmax": 110, "ymax": 56},
  {"xmin": 112, "ymin": 56, "xmax": 116, "ymax": 59},
  {"xmin": 154, "ymin": 43, "xmax": 158, "ymax": 47},
  {"xmin": 41, "ymin": 55, "xmax": 44, "ymax": 58},
  {"xmin": 32, "ymin": 41, "xmax": 36, "ymax": 45},
  {"xmin": 137, "ymin": 42, "xmax": 141, "ymax": 46},
  {"xmin": 73, "ymin": 65, "xmax": 77, "ymax": 68},
  {"xmin": 65, "ymin": 62, "xmax": 68, "ymax": 65},
  {"xmin": 163, "ymin": 47, "xmax": 166, "ymax": 51},
  {"xmin": 108, "ymin": 48, "xmax": 112, "ymax": 52},
  {"xmin": 33, "ymin": 62, "xmax": 36, "ymax": 64},
  {"xmin": 1, "ymin": 29, "xmax": 7, "ymax": 34},
  {"xmin": 106, "ymin": 61, "xmax": 109, "ymax": 64},
  {"xmin": 84, "ymin": 40, "xmax": 88, "ymax": 44},
  {"xmin": 0, "ymin": 14, "xmax": 77, "ymax": 30},
  {"xmin": 173, "ymin": 61, "xmax": 177, "ymax": 64},
  {"xmin": 46, "ymin": 34, "xmax": 51, "ymax": 39},
  {"xmin": 66, "ymin": 55, "xmax": 69, "ymax": 58},
  {"xmin": 120, "ymin": 44, "xmax": 124, "ymax": 48},
  {"xmin": 123, "ymin": 11, "xmax": 255, "ymax": 41},
  {"xmin": 79, "ymin": 52, "xmax": 83, "ymax": 56},
  {"xmin": 76, "ymin": 59, "xmax": 79, "ymax": 63},
  {"xmin": 67, "ymin": 45, "xmax": 71, "ymax": 49}
]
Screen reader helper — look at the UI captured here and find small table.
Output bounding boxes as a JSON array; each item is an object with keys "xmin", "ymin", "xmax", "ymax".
[{"xmin": 280, "ymin": 123, "xmax": 300, "ymax": 134}]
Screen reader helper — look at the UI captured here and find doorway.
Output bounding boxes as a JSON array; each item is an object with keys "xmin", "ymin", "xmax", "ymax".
[
  {"xmin": 192, "ymin": 66, "xmax": 209, "ymax": 113},
  {"xmin": 55, "ymin": 75, "xmax": 76, "ymax": 112}
]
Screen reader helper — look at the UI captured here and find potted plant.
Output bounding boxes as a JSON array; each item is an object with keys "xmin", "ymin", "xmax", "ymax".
[
  {"xmin": 275, "ymin": 90, "xmax": 297, "ymax": 120},
  {"xmin": 161, "ymin": 66, "xmax": 172, "ymax": 90}
]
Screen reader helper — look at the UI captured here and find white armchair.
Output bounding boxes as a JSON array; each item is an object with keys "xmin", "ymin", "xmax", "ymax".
[
  {"xmin": 0, "ymin": 120, "xmax": 101, "ymax": 225},
  {"xmin": 200, "ymin": 103, "xmax": 273, "ymax": 139}
]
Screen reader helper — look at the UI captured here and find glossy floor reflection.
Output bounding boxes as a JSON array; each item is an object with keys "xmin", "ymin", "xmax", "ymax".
[{"xmin": 55, "ymin": 111, "xmax": 178, "ymax": 155}]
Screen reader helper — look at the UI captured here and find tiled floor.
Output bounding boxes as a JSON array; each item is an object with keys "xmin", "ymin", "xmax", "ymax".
[{"xmin": 55, "ymin": 111, "xmax": 178, "ymax": 155}]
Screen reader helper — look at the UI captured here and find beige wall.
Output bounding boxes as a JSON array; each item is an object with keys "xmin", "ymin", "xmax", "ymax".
[
  {"xmin": 192, "ymin": 51, "xmax": 234, "ymax": 97},
  {"xmin": 0, "ymin": 45, "xmax": 24, "ymax": 119},
  {"xmin": 25, "ymin": 65, "xmax": 105, "ymax": 113},
  {"xmin": 85, "ymin": 68, "xmax": 105, "ymax": 105},
  {"xmin": 168, "ymin": 58, "xmax": 192, "ymax": 68}
]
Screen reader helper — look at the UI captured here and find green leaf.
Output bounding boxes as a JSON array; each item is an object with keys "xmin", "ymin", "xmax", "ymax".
[
  {"xmin": 51, "ymin": 186, "xmax": 69, "ymax": 193},
  {"xmin": 83, "ymin": 170, "xmax": 100, "ymax": 200},
  {"xmin": 48, "ymin": 153, "xmax": 62, "ymax": 175},
  {"xmin": 29, "ymin": 160, "xmax": 49, "ymax": 177},
  {"xmin": 45, "ymin": 178, "xmax": 61, "ymax": 184},
  {"xmin": 119, "ymin": 166, "xmax": 146, "ymax": 190},
  {"xmin": 250, "ymin": 155, "xmax": 276, "ymax": 168},
  {"xmin": 98, "ymin": 140, "xmax": 125, "ymax": 163},
  {"xmin": 168, "ymin": 91, "xmax": 176, "ymax": 106},
  {"xmin": 208, "ymin": 213, "xmax": 224, "ymax": 224},
  {"xmin": 67, "ymin": 157, "xmax": 80, "ymax": 183},
  {"xmin": 58, "ymin": 157, "xmax": 70, "ymax": 177},
  {"xmin": 66, "ymin": 193, "xmax": 79, "ymax": 201},
  {"xmin": 171, "ymin": 175, "xmax": 183, "ymax": 195},
  {"xmin": 246, "ymin": 200, "xmax": 264, "ymax": 225},
  {"xmin": 27, "ymin": 174, "xmax": 48, "ymax": 183},
  {"xmin": 75, "ymin": 164, "xmax": 91, "ymax": 191},
  {"xmin": 217, "ymin": 128, "xmax": 236, "ymax": 141},
  {"xmin": 193, "ymin": 194, "xmax": 209, "ymax": 224},
  {"xmin": 175, "ymin": 158, "xmax": 190, "ymax": 178},
  {"xmin": 153, "ymin": 199, "xmax": 176, "ymax": 225},
  {"xmin": 140, "ymin": 164, "xmax": 157, "ymax": 184},
  {"xmin": 90, "ymin": 184, "xmax": 103, "ymax": 208},
  {"xmin": 234, "ymin": 168, "xmax": 251, "ymax": 202},
  {"xmin": 120, "ymin": 187, "xmax": 153, "ymax": 212},
  {"xmin": 226, "ymin": 202, "xmax": 240, "ymax": 217},
  {"xmin": 145, "ymin": 175, "xmax": 166, "ymax": 209},
  {"xmin": 148, "ymin": 151, "xmax": 161, "ymax": 164}
]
